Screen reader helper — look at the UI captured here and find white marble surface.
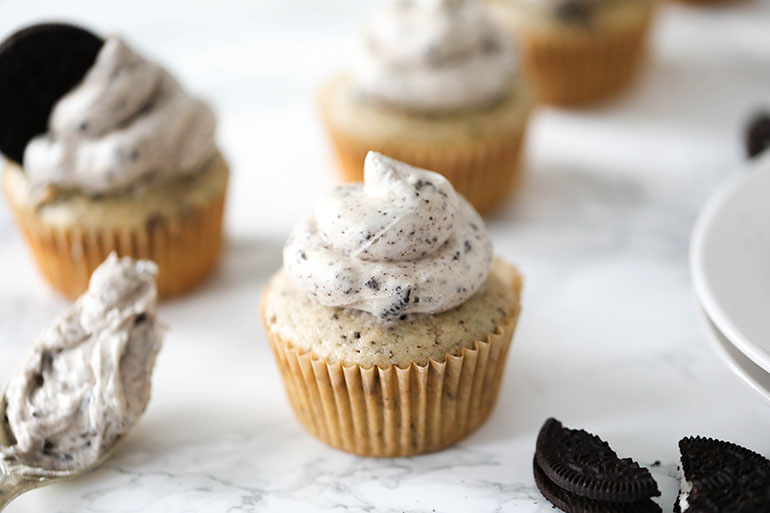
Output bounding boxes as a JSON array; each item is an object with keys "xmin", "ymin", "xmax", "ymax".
[{"xmin": 1, "ymin": 1, "xmax": 770, "ymax": 511}]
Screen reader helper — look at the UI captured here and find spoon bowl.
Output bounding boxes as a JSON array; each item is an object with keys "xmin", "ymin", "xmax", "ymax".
[{"xmin": 0, "ymin": 391, "xmax": 124, "ymax": 511}]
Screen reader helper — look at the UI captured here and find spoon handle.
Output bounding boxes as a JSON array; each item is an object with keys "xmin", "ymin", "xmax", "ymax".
[
  {"xmin": 0, "ymin": 487, "xmax": 18, "ymax": 512},
  {"xmin": 0, "ymin": 471, "xmax": 38, "ymax": 511}
]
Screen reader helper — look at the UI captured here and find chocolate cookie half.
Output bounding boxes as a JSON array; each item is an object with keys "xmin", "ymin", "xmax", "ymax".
[
  {"xmin": 746, "ymin": 112, "xmax": 770, "ymax": 159},
  {"xmin": 536, "ymin": 418, "xmax": 661, "ymax": 502},
  {"xmin": 0, "ymin": 23, "xmax": 103, "ymax": 163},
  {"xmin": 534, "ymin": 457, "xmax": 662, "ymax": 513},
  {"xmin": 675, "ymin": 436, "xmax": 770, "ymax": 513}
]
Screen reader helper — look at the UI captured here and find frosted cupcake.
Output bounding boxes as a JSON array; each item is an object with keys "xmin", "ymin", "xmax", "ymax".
[
  {"xmin": 319, "ymin": 0, "xmax": 533, "ymax": 215},
  {"xmin": 261, "ymin": 152, "xmax": 523, "ymax": 456},
  {"xmin": 0, "ymin": 24, "xmax": 228, "ymax": 298},
  {"xmin": 489, "ymin": 0, "xmax": 657, "ymax": 105}
]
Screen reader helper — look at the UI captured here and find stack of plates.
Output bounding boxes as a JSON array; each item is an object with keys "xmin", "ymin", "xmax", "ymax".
[{"xmin": 691, "ymin": 152, "xmax": 770, "ymax": 404}]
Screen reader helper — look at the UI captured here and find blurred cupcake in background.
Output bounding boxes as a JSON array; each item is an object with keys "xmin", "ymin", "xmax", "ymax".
[
  {"xmin": 0, "ymin": 23, "xmax": 229, "ymax": 298},
  {"xmin": 488, "ymin": 0, "xmax": 657, "ymax": 105},
  {"xmin": 319, "ymin": 0, "xmax": 534, "ymax": 215}
]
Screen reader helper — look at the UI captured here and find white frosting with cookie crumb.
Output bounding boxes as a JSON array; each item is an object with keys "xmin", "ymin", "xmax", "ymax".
[
  {"xmin": 24, "ymin": 36, "xmax": 217, "ymax": 196},
  {"xmin": 0, "ymin": 254, "xmax": 163, "ymax": 473},
  {"xmin": 284, "ymin": 152, "xmax": 492, "ymax": 319},
  {"xmin": 352, "ymin": 0, "xmax": 516, "ymax": 112}
]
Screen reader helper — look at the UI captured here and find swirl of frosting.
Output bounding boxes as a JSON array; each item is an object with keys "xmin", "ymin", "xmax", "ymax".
[
  {"xmin": 351, "ymin": 0, "xmax": 516, "ymax": 112},
  {"xmin": 284, "ymin": 152, "xmax": 493, "ymax": 319},
  {"xmin": 23, "ymin": 36, "xmax": 217, "ymax": 195}
]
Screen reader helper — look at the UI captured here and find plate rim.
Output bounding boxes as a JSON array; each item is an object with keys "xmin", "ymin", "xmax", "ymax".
[
  {"xmin": 690, "ymin": 152, "xmax": 770, "ymax": 374},
  {"xmin": 696, "ymin": 304, "xmax": 770, "ymax": 406}
]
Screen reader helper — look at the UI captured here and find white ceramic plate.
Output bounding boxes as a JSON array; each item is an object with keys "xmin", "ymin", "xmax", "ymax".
[
  {"xmin": 697, "ymin": 305, "xmax": 770, "ymax": 405},
  {"xmin": 691, "ymin": 152, "xmax": 770, "ymax": 374}
]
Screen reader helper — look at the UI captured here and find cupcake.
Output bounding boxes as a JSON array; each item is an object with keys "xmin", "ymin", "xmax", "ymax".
[
  {"xmin": 488, "ymin": 0, "xmax": 657, "ymax": 105},
  {"xmin": 261, "ymin": 152, "xmax": 523, "ymax": 457},
  {"xmin": 319, "ymin": 0, "xmax": 533, "ymax": 215},
  {"xmin": 0, "ymin": 23, "xmax": 228, "ymax": 298}
]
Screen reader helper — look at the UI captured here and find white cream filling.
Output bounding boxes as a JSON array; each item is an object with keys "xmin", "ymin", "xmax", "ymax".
[
  {"xmin": 284, "ymin": 152, "xmax": 493, "ymax": 319},
  {"xmin": 677, "ymin": 461, "xmax": 692, "ymax": 512}
]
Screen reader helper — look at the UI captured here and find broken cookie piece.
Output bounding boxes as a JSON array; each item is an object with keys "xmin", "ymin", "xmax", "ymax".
[{"xmin": 676, "ymin": 436, "xmax": 770, "ymax": 513}]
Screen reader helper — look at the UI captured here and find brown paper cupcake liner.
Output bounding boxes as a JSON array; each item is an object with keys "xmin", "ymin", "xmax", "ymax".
[
  {"xmin": 518, "ymin": 14, "xmax": 654, "ymax": 106},
  {"xmin": 261, "ymin": 295, "xmax": 521, "ymax": 457},
  {"xmin": 324, "ymin": 124, "xmax": 528, "ymax": 216},
  {"xmin": 3, "ymin": 175, "xmax": 227, "ymax": 299}
]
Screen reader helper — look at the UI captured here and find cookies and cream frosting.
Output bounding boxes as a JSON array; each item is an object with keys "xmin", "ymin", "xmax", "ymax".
[
  {"xmin": 351, "ymin": 0, "xmax": 516, "ymax": 112},
  {"xmin": 506, "ymin": 0, "xmax": 651, "ymax": 29},
  {"xmin": 1, "ymin": 254, "xmax": 163, "ymax": 473},
  {"xmin": 284, "ymin": 152, "xmax": 493, "ymax": 319},
  {"xmin": 23, "ymin": 36, "xmax": 217, "ymax": 196}
]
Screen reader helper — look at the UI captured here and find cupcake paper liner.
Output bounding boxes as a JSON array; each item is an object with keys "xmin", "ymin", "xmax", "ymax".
[
  {"xmin": 323, "ymin": 122, "xmax": 528, "ymax": 216},
  {"xmin": 3, "ymin": 170, "xmax": 227, "ymax": 299},
  {"xmin": 261, "ymin": 287, "xmax": 521, "ymax": 457},
  {"xmin": 517, "ymin": 12, "xmax": 654, "ymax": 106}
]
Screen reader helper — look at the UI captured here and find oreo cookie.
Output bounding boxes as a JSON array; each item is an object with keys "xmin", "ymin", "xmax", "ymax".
[
  {"xmin": 675, "ymin": 436, "xmax": 770, "ymax": 513},
  {"xmin": 536, "ymin": 418, "xmax": 661, "ymax": 502},
  {"xmin": 534, "ymin": 457, "xmax": 662, "ymax": 513},
  {"xmin": 0, "ymin": 23, "xmax": 103, "ymax": 164},
  {"xmin": 746, "ymin": 112, "xmax": 770, "ymax": 159}
]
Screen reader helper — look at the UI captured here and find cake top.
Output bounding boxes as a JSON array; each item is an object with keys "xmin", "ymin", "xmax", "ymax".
[
  {"xmin": 351, "ymin": 0, "xmax": 517, "ymax": 112},
  {"xmin": 264, "ymin": 258, "xmax": 520, "ymax": 367},
  {"xmin": 0, "ymin": 23, "xmax": 217, "ymax": 199},
  {"xmin": 0, "ymin": 254, "xmax": 164, "ymax": 473},
  {"xmin": 283, "ymin": 151, "xmax": 493, "ymax": 320}
]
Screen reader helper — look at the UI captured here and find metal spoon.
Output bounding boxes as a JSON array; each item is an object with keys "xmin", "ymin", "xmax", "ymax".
[{"xmin": 0, "ymin": 394, "xmax": 124, "ymax": 511}]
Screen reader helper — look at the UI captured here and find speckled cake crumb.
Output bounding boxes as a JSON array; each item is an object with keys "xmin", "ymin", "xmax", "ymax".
[
  {"xmin": 263, "ymin": 257, "xmax": 521, "ymax": 368},
  {"xmin": 3, "ymin": 153, "xmax": 228, "ymax": 229}
]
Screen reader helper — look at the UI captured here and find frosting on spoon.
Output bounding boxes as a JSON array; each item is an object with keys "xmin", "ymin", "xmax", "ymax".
[{"xmin": 1, "ymin": 254, "xmax": 163, "ymax": 473}]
